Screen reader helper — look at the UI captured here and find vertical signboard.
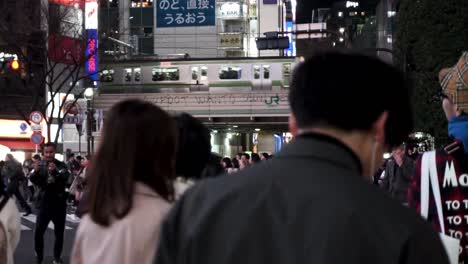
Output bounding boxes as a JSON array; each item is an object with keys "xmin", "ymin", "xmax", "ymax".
[
  {"xmin": 85, "ymin": 29, "xmax": 98, "ymax": 81},
  {"xmin": 156, "ymin": 0, "xmax": 216, "ymax": 28},
  {"xmin": 285, "ymin": 21, "xmax": 295, "ymax": 56},
  {"xmin": 85, "ymin": 0, "xmax": 98, "ymax": 81}
]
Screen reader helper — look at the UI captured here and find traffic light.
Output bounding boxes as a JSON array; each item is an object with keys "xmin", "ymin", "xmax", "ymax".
[
  {"xmin": 0, "ymin": 57, "xmax": 20, "ymax": 73},
  {"xmin": 10, "ymin": 60, "xmax": 20, "ymax": 71}
]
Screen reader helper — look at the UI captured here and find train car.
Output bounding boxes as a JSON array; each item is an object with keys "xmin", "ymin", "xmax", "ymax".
[{"xmin": 98, "ymin": 57, "xmax": 297, "ymax": 94}]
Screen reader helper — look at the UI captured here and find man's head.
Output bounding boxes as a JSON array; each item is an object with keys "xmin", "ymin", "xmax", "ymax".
[
  {"xmin": 289, "ymin": 52, "xmax": 412, "ymax": 178},
  {"xmin": 241, "ymin": 153, "xmax": 250, "ymax": 162},
  {"xmin": 5, "ymin": 154, "xmax": 14, "ymax": 161},
  {"xmin": 174, "ymin": 113, "xmax": 211, "ymax": 179},
  {"xmin": 43, "ymin": 143, "xmax": 57, "ymax": 161},
  {"xmin": 250, "ymin": 153, "xmax": 261, "ymax": 164},
  {"xmin": 67, "ymin": 153, "xmax": 75, "ymax": 161}
]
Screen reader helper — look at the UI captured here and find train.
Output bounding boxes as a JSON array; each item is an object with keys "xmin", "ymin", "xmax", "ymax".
[{"xmin": 98, "ymin": 56, "xmax": 298, "ymax": 93}]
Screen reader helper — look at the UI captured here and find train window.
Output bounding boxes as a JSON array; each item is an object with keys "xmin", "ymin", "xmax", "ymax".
[
  {"xmin": 100, "ymin": 69, "xmax": 114, "ymax": 82},
  {"xmin": 124, "ymin": 68, "xmax": 132, "ymax": 82},
  {"xmin": 254, "ymin": 66, "xmax": 260, "ymax": 79},
  {"xmin": 201, "ymin": 66, "xmax": 208, "ymax": 81},
  {"xmin": 219, "ymin": 66, "xmax": 242, "ymax": 80},
  {"xmin": 152, "ymin": 67, "xmax": 180, "ymax": 81},
  {"xmin": 283, "ymin": 63, "xmax": 291, "ymax": 75},
  {"xmin": 134, "ymin": 68, "xmax": 141, "ymax": 82},
  {"xmin": 263, "ymin": 65, "xmax": 270, "ymax": 79},
  {"xmin": 192, "ymin": 67, "xmax": 199, "ymax": 80}
]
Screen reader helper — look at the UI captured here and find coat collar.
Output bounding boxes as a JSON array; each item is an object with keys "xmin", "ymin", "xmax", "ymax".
[{"xmin": 275, "ymin": 133, "xmax": 363, "ymax": 175}]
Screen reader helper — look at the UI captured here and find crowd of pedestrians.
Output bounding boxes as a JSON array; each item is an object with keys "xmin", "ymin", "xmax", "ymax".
[{"xmin": 2, "ymin": 51, "xmax": 468, "ymax": 263}]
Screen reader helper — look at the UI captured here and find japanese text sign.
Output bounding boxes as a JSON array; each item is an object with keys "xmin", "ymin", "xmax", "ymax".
[{"xmin": 157, "ymin": 0, "xmax": 216, "ymax": 28}]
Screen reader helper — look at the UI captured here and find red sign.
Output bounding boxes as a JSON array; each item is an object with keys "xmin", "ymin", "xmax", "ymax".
[
  {"xmin": 30, "ymin": 111, "xmax": 44, "ymax": 124},
  {"xmin": 49, "ymin": 0, "xmax": 84, "ymax": 9},
  {"xmin": 48, "ymin": 34, "xmax": 85, "ymax": 65}
]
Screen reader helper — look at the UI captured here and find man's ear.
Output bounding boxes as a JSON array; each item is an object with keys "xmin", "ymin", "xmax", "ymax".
[
  {"xmin": 289, "ymin": 114, "xmax": 299, "ymax": 136},
  {"xmin": 373, "ymin": 112, "xmax": 388, "ymax": 145}
]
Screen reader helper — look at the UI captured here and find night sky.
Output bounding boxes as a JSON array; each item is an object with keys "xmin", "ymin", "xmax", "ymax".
[{"xmin": 295, "ymin": 0, "xmax": 381, "ymax": 23}]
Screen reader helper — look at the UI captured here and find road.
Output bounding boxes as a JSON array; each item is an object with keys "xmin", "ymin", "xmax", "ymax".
[{"xmin": 14, "ymin": 212, "xmax": 79, "ymax": 264}]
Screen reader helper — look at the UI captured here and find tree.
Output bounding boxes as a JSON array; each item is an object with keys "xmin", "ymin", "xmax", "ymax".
[
  {"xmin": 394, "ymin": 0, "xmax": 468, "ymax": 146},
  {"xmin": 0, "ymin": 1, "xmax": 100, "ymax": 146}
]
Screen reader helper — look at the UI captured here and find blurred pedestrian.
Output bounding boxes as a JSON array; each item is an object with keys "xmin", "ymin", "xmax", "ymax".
[
  {"xmin": 155, "ymin": 52, "xmax": 448, "ymax": 264},
  {"xmin": 250, "ymin": 153, "xmax": 261, "ymax": 164},
  {"xmin": 0, "ymin": 158, "xmax": 21, "ymax": 264},
  {"xmin": 71, "ymin": 99, "xmax": 177, "ymax": 264},
  {"xmin": 221, "ymin": 158, "xmax": 237, "ymax": 174},
  {"xmin": 173, "ymin": 113, "xmax": 211, "ymax": 199},
  {"xmin": 2, "ymin": 154, "xmax": 32, "ymax": 216},
  {"xmin": 379, "ymin": 144, "xmax": 415, "ymax": 205},
  {"xmin": 260, "ymin": 153, "xmax": 270, "ymax": 161}
]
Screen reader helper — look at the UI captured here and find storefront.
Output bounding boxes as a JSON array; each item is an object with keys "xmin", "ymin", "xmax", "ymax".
[{"xmin": 0, "ymin": 119, "xmax": 47, "ymax": 163}]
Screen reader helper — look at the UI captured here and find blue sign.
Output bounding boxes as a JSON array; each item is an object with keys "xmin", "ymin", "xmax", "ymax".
[
  {"xmin": 85, "ymin": 29, "xmax": 99, "ymax": 81},
  {"xmin": 285, "ymin": 22, "xmax": 295, "ymax": 56},
  {"xmin": 20, "ymin": 123, "xmax": 28, "ymax": 132},
  {"xmin": 156, "ymin": 0, "xmax": 216, "ymax": 28},
  {"xmin": 263, "ymin": 0, "xmax": 277, "ymax": 4},
  {"xmin": 31, "ymin": 133, "xmax": 44, "ymax": 145}
]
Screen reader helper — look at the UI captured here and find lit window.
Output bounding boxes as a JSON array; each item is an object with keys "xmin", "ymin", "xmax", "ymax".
[
  {"xmin": 134, "ymin": 68, "xmax": 141, "ymax": 82},
  {"xmin": 201, "ymin": 66, "xmax": 208, "ymax": 81},
  {"xmin": 192, "ymin": 67, "xmax": 199, "ymax": 81},
  {"xmin": 338, "ymin": 11, "xmax": 343, "ymax": 17},
  {"xmin": 124, "ymin": 68, "xmax": 132, "ymax": 82},
  {"xmin": 219, "ymin": 66, "xmax": 242, "ymax": 80},
  {"xmin": 254, "ymin": 66, "xmax": 260, "ymax": 79},
  {"xmin": 152, "ymin": 67, "xmax": 180, "ymax": 81},
  {"xmin": 263, "ymin": 65, "xmax": 270, "ymax": 79}
]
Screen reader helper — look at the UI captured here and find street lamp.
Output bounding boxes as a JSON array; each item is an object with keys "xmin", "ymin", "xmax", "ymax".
[{"xmin": 84, "ymin": 88, "xmax": 95, "ymax": 155}]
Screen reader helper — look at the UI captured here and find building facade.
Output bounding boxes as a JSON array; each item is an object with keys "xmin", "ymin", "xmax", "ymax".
[{"xmin": 99, "ymin": 0, "xmax": 286, "ymax": 58}]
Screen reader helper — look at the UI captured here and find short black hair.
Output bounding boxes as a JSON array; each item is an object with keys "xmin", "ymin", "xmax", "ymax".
[
  {"xmin": 174, "ymin": 113, "xmax": 211, "ymax": 179},
  {"xmin": 251, "ymin": 153, "xmax": 261, "ymax": 163},
  {"xmin": 44, "ymin": 142, "xmax": 57, "ymax": 150},
  {"xmin": 289, "ymin": 52, "xmax": 412, "ymax": 147},
  {"xmin": 261, "ymin": 153, "xmax": 270, "ymax": 160},
  {"xmin": 33, "ymin": 154, "xmax": 41, "ymax": 161},
  {"xmin": 242, "ymin": 153, "xmax": 250, "ymax": 160}
]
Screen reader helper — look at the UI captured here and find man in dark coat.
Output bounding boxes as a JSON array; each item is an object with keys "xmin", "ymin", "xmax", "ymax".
[
  {"xmin": 155, "ymin": 53, "xmax": 449, "ymax": 264},
  {"xmin": 30, "ymin": 143, "xmax": 70, "ymax": 264},
  {"xmin": 380, "ymin": 144, "xmax": 416, "ymax": 205},
  {"xmin": 2, "ymin": 153, "xmax": 32, "ymax": 215}
]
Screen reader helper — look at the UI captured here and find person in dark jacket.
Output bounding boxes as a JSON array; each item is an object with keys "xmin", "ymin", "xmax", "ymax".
[
  {"xmin": 154, "ymin": 52, "xmax": 449, "ymax": 264},
  {"xmin": 2, "ymin": 154, "xmax": 32, "ymax": 215},
  {"xmin": 30, "ymin": 143, "xmax": 70, "ymax": 264},
  {"xmin": 379, "ymin": 144, "xmax": 415, "ymax": 205}
]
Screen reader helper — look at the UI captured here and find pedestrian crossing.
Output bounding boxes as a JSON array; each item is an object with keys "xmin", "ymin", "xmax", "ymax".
[{"xmin": 20, "ymin": 214, "xmax": 80, "ymax": 231}]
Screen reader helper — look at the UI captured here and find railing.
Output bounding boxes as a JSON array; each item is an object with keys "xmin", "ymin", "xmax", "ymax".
[{"xmin": 94, "ymin": 91, "xmax": 290, "ymax": 117}]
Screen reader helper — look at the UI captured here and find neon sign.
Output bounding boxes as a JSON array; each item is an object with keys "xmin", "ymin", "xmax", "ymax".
[{"xmin": 85, "ymin": 29, "xmax": 98, "ymax": 81}]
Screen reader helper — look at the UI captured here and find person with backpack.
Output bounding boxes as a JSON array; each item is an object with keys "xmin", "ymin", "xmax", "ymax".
[
  {"xmin": 0, "ymin": 162, "xmax": 21, "ymax": 264},
  {"xmin": 2, "ymin": 154, "xmax": 32, "ymax": 216}
]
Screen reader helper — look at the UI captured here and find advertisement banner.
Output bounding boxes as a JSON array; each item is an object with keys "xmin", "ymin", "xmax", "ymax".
[
  {"xmin": 85, "ymin": 0, "xmax": 98, "ymax": 29},
  {"xmin": 48, "ymin": 34, "xmax": 84, "ymax": 65},
  {"xmin": 156, "ymin": 0, "xmax": 216, "ymax": 28},
  {"xmin": 85, "ymin": 29, "xmax": 98, "ymax": 81}
]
